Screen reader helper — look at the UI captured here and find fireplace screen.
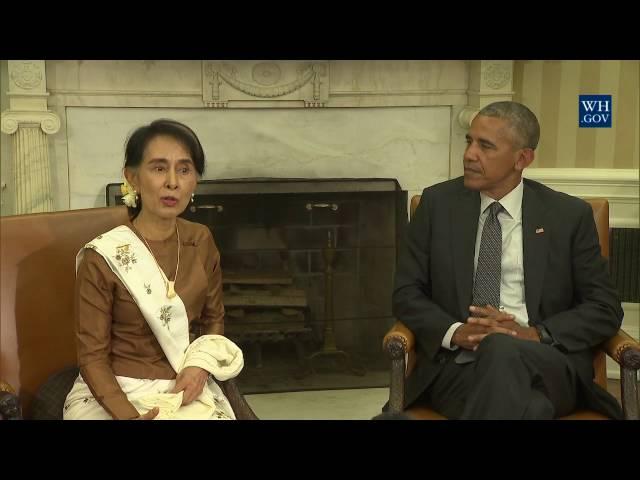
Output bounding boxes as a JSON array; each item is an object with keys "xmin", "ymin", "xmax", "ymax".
[{"xmin": 107, "ymin": 178, "xmax": 407, "ymax": 393}]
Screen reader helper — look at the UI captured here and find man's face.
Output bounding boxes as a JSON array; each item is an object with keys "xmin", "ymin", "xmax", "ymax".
[{"xmin": 463, "ymin": 115, "xmax": 529, "ymax": 199}]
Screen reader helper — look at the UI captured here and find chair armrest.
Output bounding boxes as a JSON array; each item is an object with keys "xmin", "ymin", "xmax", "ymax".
[
  {"xmin": 0, "ymin": 381, "xmax": 23, "ymax": 420},
  {"xmin": 383, "ymin": 322, "xmax": 416, "ymax": 413},
  {"xmin": 383, "ymin": 321, "xmax": 416, "ymax": 358},
  {"xmin": 601, "ymin": 329, "xmax": 640, "ymax": 420},
  {"xmin": 0, "ymin": 381, "xmax": 16, "ymax": 394},
  {"xmin": 383, "ymin": 321, "xmax": 417, "ymax": 377},
  {"xmin": 602, "ymin": 329, "xmax": 640, "ymax": 370},
  {"xmin": 217, "ymin": 378, "xmax": 258, "ymax": 420}
]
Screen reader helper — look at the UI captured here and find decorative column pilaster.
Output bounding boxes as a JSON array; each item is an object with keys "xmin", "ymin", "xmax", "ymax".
[
  {"xmin": 448, "ymin": 61, "xmax": 515, "ymax": 179},
  {"xmin": 1, "ymin": 61, "xmax": 60, "ymax": 214},
  {"xmin": 458, "ymin": 60, "xmax": 514, "ymax": 129}
]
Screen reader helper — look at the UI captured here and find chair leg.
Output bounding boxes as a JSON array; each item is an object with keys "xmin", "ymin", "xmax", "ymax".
[
  {"xmin": 0, "ymin": 391, "xmax": 23, "ymax": 420},
  {"xmin": 389, "ymin": 357, "xmax": 406, "ymax": 413},
  {"xmin": 386, "ymin": 338, "xmax": 408, "ymax": 413},
  {"xmin": 620, "ymin": 366, "xmax": 639, "ymax": 420},
  {"xmin": 218, "ymin": 379, "xmax": 259, "ymax": 420}
]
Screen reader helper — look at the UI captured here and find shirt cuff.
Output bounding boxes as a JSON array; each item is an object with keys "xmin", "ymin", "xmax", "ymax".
[{"xmin": 442, "ymin": 322, "xmax": 464, "ymax": 350}]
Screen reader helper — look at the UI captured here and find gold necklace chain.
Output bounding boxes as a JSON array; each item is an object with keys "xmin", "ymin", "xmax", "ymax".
[{"xmin": 133, "ymin": 222, "xmax": 180, "ymax": 299}]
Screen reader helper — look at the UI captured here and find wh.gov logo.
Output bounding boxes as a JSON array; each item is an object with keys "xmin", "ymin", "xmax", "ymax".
[{"xmin": 579, "ymin": 95, "xmax": 612, "ymax": 128}]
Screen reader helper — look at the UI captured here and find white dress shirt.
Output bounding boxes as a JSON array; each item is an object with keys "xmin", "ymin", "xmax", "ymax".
[{"xmin": 442, "ymin": 179, "xmax": 530, "ymax": 350}]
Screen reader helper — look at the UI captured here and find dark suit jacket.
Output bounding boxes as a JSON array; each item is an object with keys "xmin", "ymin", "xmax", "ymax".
[{"xmin": 392, "ymin": 177, "xmax": 624, "ymax": 418}]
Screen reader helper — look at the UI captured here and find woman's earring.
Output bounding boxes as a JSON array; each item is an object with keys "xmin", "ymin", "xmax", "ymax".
[{"xmin": 191, "ymin": 193, "xmax": 195, "ymax": 204}]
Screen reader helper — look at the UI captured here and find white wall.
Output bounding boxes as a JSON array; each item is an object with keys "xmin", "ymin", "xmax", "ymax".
[{"xmin": 67, "ymin": 106, "xmax": 451, "ymax": 209}]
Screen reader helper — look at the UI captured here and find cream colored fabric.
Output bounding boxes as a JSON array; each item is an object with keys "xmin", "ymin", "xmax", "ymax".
[
  {"xmin": 64, "ymin": 374, "xmax": 235, "ymax": 420},
  {"xmin": 181, "ymin": 334, "xmax": 244, "ymax": 381},
  {"xmin": 129, "ymin": 335, "xmax": 244, "ymax": 419},
  {"xmin": 65, "ymin": 333, "xmax": 243, "ymax": 419}
]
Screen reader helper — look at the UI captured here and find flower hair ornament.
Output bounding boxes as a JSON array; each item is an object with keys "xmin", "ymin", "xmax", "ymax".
[{"xmin": 120, "ymin": 179, "xmax": 138, "ymax": 208}]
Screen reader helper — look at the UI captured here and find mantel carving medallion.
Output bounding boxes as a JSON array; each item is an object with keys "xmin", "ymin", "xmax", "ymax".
[
  {"xmin": 483, "ymin": 62, "xmax": 511, "ymax": 90},
  {"xmin": 202, "ymin": 61, "xmax": 329, "ymax": 107},
  {"xmin": 10, "ymin": 61, "xmax": 43, "ymax": 90}
]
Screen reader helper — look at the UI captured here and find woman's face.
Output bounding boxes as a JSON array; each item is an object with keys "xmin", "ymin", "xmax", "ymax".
[{"xmin": 126, "ymin": 134, "xmax": 198, "ymax": 222}]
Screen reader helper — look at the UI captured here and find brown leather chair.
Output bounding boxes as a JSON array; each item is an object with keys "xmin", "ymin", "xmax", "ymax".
[
  {"xmin": 0, "ymin": 206, "xmax": 257, "ymax": 420},
  {"xmin": 383, "ymin": 196, "xmax": 640, "ymax": 420}
]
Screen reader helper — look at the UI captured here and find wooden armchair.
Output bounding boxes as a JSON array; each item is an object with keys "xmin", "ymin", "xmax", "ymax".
[
  {"xmin": 0, "ymin": 206, "xmax": 257, "ymax": 420},
  {"xmin": 383, "ymin": 196, "xmax": 640, "ymax": 420}
]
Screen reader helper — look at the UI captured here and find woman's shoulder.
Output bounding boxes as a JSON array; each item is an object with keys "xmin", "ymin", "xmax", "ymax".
[
  {"xmin": 88, "ymin": 223, "xmax": 134, "ymax": 244},
  {"xmin": 77, "ymin": 246, "xmax": 114, "ymax": 283},
  {"xmin": 176, "ymin": 217, "xmax": 214, "ymax": 245}
]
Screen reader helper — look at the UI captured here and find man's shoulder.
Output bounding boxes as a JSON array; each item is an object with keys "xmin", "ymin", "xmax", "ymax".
[
  {"xmin": 176, "ymin": 217, "xmax": 213, "ymax": 243},
  {"xmin": 422, "ymin": 177, "xmax": 466, "ymax": 197},
  {"xmin": 523, "ymin": 178, "xmax": 589, "ymax": 211}
]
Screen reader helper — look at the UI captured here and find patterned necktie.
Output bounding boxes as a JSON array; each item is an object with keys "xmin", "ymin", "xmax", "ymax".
[
  {"xmin": 456, "ymin": 201, "xmax": 503, "ymax": 364},
  {"xmin": 472, "ymin": 201, "xmax": 503, "ymax": 309}
]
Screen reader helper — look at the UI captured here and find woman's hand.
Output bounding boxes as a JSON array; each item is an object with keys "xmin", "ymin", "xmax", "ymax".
[{"xmin": 170, "ymin": 366, "xmax": 209, "ymax": 405}]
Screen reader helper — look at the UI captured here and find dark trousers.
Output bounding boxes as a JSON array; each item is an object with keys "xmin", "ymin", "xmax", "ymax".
[{"xmin": 418, "ymin": 333, "xmax": 579, "ymax": 420}]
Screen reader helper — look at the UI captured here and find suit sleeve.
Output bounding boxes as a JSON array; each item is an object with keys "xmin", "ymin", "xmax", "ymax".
[
  {"xmin": 392, "ymin": 188, "xmax": 461, "ymax": 360},
  {"xmin": 542, "ymin": 201, "xmax": 623, "ymax": 352}
]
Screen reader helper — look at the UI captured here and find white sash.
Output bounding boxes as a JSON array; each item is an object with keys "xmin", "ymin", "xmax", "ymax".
[{"xmin": 77, "ymin": 225, "xmax": 189, "ymax": 373}]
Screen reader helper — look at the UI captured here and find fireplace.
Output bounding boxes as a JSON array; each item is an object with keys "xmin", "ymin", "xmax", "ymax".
[{"xmin": 107, "ymin": 178, "xmax": 407, "ymax": 392}]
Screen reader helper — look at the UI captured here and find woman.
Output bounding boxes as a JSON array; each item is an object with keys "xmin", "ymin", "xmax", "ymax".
[{"xmin": 63, "ymin": 119, "xmax": 243, "ymax": 420}]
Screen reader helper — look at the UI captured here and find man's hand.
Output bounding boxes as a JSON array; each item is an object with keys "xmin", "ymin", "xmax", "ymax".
[
  {"xmin": 466, "ymin": 305, "xmax": 540, "ymax": 345},
  {"xmin": 452, "ymin": 305, "xmax": 519, "ymax": 350},
  {"xmin": 452, "ymin": 322, "xmax": 513, "ymax": 350},
  {"xmin": 134, "ymin": 407, "xmax": 159, "ymax": 420},
  {"xmin": 170, "ymin": 366, "xmax": 209, "ymax": 405}
]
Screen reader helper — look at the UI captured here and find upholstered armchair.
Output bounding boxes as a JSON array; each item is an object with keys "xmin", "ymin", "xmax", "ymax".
[
  {"xmin": 383, "ymin": 196, "xmax": 640, "ymax": 420},
  {"xmin": 0, "ymin": 207, "xmax": 257, "ymax": 420}
]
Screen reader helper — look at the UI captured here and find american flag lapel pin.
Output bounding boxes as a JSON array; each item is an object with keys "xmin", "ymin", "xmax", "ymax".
[{"xmin": 535, "ymin": 227, "xmax": 544, "ymax": 234}]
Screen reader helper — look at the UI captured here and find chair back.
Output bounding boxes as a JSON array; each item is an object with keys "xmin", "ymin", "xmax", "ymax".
[{"xmin": 0, "ymin": 206, "xmax": 129, "ymax": 417}]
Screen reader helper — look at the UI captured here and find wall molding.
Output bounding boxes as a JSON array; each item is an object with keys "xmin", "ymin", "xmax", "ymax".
[
  {"xmin": 524, "ymin": 168, "xmax": 639, "ymax": 228},
  {"xmin": 329, "ymin": 89, "xmax": 468, "ymax": 96},
  {"xmin": 524, "ymin": 168, "xmax": 638, "ymax": 183},
  {"xmin": 48, "ymin": 89, "xmax": 201, "ymax": 97}
]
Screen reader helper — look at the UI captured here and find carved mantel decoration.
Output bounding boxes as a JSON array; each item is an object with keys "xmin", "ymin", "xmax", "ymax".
[
  {"xmin": 1, "ymin": 111, "xmax": 61, "ymax": 136},
  {"xmin": 202, "ymin": 61, "xmax": 329, "ymax": 108},
  {"xmin": 458, "ymin": 61, "xmax": 514, "ymax": 129},
  {"xmin": 483, "ymin": 62, "xmax": 511, "ymax": 90},
  {"xmin": 10, "ymin": 61, "xmax": 43, "ymax": 90}
]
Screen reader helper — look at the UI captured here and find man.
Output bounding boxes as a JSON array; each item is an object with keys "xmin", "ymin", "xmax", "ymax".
[{"xmin": 392, "ymin": 101, "xmax": 623, "ymax": 419}]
